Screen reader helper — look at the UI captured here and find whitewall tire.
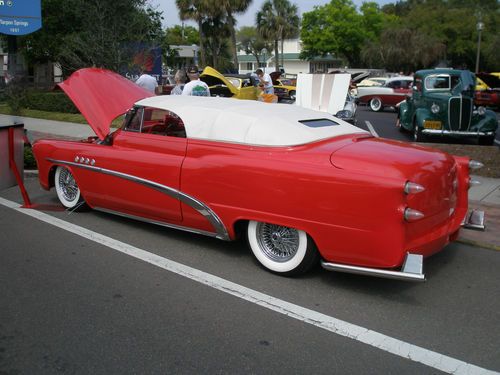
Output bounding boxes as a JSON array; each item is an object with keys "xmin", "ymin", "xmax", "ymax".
[
  {"xmin": 247, "ymin": 221, "xmax": 318, "ymax": 276},
  {"xmin": 54, "ymin": 166, "xmax": 85, "ymax": 209},
  {"xmin": 369, "ymin": 97, "xmax": 383, "ymax": 112}
]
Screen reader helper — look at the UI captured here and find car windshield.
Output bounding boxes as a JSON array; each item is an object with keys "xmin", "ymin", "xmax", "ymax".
[{"xmin": 425, "ymin": 75, "xmax": 451, "ymax": 90}]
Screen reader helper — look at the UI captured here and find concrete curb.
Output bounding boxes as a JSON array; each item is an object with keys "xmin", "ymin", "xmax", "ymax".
[
  {"xmin": 24, "ymin": 169, "xmax": 39, "ymax": 177},
  {"xmin": 456, "ymin": 238, "xmax": 500, "ymax": 252}
]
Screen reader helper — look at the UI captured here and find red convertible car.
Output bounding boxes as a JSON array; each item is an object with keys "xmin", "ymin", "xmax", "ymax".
[{"xmin": 32, "ymin": 68, "xmax": 485, "ymax": 281}]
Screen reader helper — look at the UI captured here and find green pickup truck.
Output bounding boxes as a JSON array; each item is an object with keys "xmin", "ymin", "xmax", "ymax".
[{"xmin": 398, "ymin": 69, "xmax": 497, "ymax": 145}]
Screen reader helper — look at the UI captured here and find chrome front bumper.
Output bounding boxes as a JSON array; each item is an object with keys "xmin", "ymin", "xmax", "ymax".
[
  {"xmin": 321, "ymin": 253, "xmax": 425, "ymax": 282},
  {"xmin": 422, "ymin": 129, "xmax": 495, "ymax": 136}
]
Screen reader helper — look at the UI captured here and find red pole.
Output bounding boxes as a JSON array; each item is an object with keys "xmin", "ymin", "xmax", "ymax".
[{"xmin": 8, "ymin": 126, "xmax": 32, "ymax": 208}]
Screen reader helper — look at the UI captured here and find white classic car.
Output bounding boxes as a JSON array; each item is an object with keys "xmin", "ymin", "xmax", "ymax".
[{"xmin": 357, "ymin": 76, "xmax": 414, "ymax": 112}]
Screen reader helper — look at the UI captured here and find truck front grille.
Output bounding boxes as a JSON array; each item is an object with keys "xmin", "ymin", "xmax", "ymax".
[{"xmin": 448, "ymin": 96, "xmax": 472, "ymax": 131}]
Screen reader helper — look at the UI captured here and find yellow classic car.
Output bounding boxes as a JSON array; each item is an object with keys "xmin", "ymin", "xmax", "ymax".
[
  {"xmin": 272, "ymin": 79, "xmax": 296, "ymax": 101},
  {"xmin": 269, "ymin": 72, "xmax": 296, "ymax": 101},
  {"xmin": 200, "ymin": 66, "xmax": 259, "ymax": 100}
]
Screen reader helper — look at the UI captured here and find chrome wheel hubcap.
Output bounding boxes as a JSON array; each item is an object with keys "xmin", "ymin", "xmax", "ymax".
[
  {"xmin": 58, "ymin": 168, "xmax": 78, "ymax": 201},
  {"xmin": 371, "ymin": 99, "xmax": 381, "ymax": 110},
  {"xmin": 256, "ymin": 223, "xmax": 300, "ymax": 262}
]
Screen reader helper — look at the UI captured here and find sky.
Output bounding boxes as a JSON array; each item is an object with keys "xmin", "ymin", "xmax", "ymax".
[{"xmin": 150, "ymin": 0, "xmax": 394, "ymax": 28}]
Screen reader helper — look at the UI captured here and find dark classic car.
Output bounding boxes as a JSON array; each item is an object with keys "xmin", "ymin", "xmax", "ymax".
[
  {"xmin": 398, "ymin": 69, "xmax": 498, "ymax": 145},
  {"xmin": 32, "ymin": 68, "xmax": 486, "ymax": 281}
]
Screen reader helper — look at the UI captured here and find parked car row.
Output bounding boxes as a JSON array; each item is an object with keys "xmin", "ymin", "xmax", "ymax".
[{"xmin": 159, "ymin": 67, "xmax": 497, "ymax": 145}]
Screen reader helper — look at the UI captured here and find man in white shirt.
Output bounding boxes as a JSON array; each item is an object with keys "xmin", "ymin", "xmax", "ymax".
[
  {"xmin": 255, "ymin": 68, "xmax": 274, "ymax": 94},
  {"xmin": 182, "ymin": 65, "xmax": 210, "ymax": 96},
  {"xmin": 135, "ymin": 71, "xmax": 158, "ymax": 94}
]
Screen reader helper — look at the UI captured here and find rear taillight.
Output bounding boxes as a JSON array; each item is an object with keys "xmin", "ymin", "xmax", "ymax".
[
  {"xmin": 404, "ymin": 208, "xmax": 425, "ymax": 222},
  {"xmin": 404, "ymin": 181, "xmax": 426, "ymax": 195}
]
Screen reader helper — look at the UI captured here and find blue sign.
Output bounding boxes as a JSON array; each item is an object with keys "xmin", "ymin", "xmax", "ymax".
[
  {"xmin": 0, "ymin": 0, "xmax": 42, "ymax": 35},
  {"xmin": 121, "ymin": 44, "xmax": 163, "ymax": 84}
]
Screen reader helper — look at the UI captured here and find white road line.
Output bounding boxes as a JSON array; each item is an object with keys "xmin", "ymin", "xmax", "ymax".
[
  {"xmin": 365, "ymin": 120, "xmax": 379, "ymax": 137},
  {"xmin": 0, "ymin": 197, "xmax": 498, "ymax": 375}
]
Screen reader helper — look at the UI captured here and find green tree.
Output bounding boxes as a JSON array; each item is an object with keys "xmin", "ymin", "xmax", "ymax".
[
  {"xmin": 202, "ymin": 13, "xmax": 232, "ymax": 69},
  {"xmin": 165, "ymin": 25, "xmax": 200, "ymax": 46},
  {"xmin": 300, "ymin": 0, "xmax": 365, "ymax": 66},
  {"xmin": 359, "ymin": 2, "xmax": 392, "ymax": 41},
  {"xmin": 237, "ymin": 26, "xmax": 273, "ymax": 67},
  {"xmin": 219, "ymin": 0, "xmax": 253, "ymax": 70},
  {"xmin": 397, "ymin": 0, "xmax": 499, "ymax": 71},
  {"xmin": 176, "ymin": 0, "xmax": 216, "ymax": 67},
  {"xmin": 20, "ymin": 0, "xmax": 163, "ymax": 75},
  {"xmin": 361, "ymin": 27, "xmax": 446, "ymax": 72},
  {"xmin": 256, "ymin": 0, "xmax": 300, "ymax": 71}
]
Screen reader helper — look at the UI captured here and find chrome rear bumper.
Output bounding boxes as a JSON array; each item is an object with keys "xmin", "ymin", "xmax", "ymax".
[
  {"xmin": 321, "ymin": 253, "xmax": 425, "ymax": 282},
  {"xmin": 462, "ymin": 209, "xmax": 486, "ymax": 231}
]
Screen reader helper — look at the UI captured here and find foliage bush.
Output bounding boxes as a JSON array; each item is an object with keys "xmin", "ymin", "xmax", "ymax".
[
  {"xmin": 24, "ymin": 144, "xmax": 37, "ymax": 169},
  {"xmin": 4, "ymin": 77, "xmax": 29, "ymax": 114},
  {"xmin": 24, "ymin": 91, "xmax": 79, "ymax": 114}
]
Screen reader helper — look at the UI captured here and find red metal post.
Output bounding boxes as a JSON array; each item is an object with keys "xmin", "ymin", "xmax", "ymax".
[{"xmin": 8, "ymin": 126, "xmax": 32, "ymax": 208}]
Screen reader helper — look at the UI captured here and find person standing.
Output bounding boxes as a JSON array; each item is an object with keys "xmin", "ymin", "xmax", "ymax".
[
  {"xmin": 255, "ymin": 68, "xmax": 274, "ymax": 95},
  {"xmin": 135, "ymin": 70, "xmax": 158, "ymax": 94},
  {"xmin": 182, "ymin": 65, "xmax": 210, "ymax": 96},
  {"xmin": 170, "ymin": 69, "xmax": 187, "ymax": 95}
]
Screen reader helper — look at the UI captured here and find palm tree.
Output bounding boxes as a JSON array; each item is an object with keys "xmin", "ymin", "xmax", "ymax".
[
  {"xmin": 278, "ymin": 2, "xmax": 300, "ymax": 69},
  {"xmin": 220, "ymin": 0, "xmax": 253, "ymax": 71},
  {"xmin": 176, "ymin": 0, "xmax": 212, "ymax": 67},
  {"xmin": 256, "ymin": 0, "xmax": 300, "ymax": 72}
]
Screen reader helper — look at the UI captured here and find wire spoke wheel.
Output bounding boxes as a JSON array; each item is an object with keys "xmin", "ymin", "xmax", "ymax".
[
  {"xmin": 247, "ymin": 221, "xmax": 318, "ymax": 275},
  {"xmin": 256, "ymin": 223, "xmax": 300, "ymax": 262},
  {"xmin": 58, "ymin": 168, "xmax": 78, "ymax": 202},
  {"xmin": 54, "ymin": 166, "xmax": 86, "ymax": 209}
]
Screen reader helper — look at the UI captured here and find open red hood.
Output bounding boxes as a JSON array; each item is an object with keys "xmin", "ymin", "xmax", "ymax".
[{"xmin": 58, "ymin": 68, "xmax": 154, "ymax": 140}]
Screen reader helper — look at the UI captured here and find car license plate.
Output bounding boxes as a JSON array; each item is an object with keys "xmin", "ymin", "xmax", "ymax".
[{"xmin": 424, "ymin": 120, "xmax": 442, "ymax": 129}]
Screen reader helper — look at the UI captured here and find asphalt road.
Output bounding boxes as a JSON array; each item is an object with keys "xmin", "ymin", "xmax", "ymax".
[{"xmin": 1, "ymin": 172, "xmax": 500, "ymax": 374}]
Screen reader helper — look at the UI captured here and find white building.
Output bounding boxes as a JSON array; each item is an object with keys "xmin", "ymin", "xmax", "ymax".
[{"xmin": 237, "ymin": 39, "xmax": 342, "ymax": 75}]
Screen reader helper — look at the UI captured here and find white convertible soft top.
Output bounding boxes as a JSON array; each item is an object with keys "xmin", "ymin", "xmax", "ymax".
[{"xmin": 136, "ymin": 96, "xmax": 366, "ymax": 146}]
